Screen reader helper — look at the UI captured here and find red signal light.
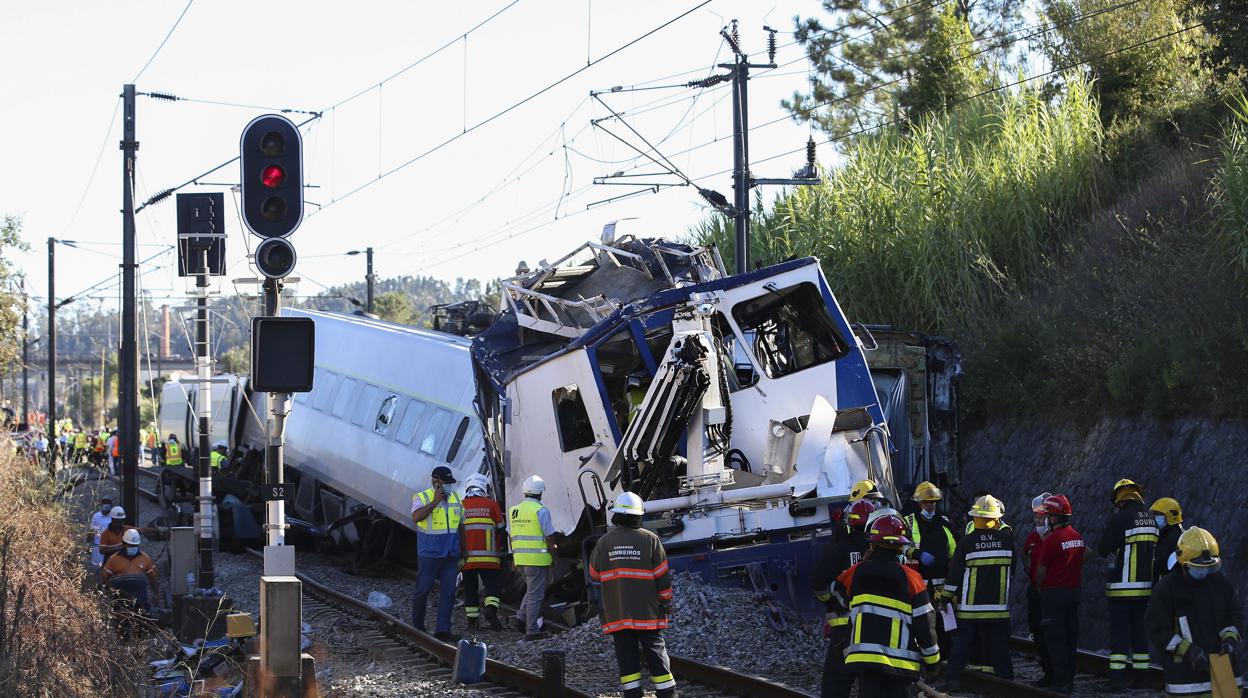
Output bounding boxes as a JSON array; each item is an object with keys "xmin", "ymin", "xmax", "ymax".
[{"xmin": 261, "ymin": 165, "xmax": 286, "ymax": 189}]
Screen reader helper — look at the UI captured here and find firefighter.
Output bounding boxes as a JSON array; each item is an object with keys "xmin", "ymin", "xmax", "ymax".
[
  {"xmin": 509, "ymin": 475, "xmax": 558, "ymax": 640},
  {"xmin": 940, "ymin": 495, "xmax": 1015, "ymax": 690},
  {"xmin": 459, "ymin": 473, "xmax": 505, "ymax": 631},
  {"xmin": 1146, "ymin": 527, "xmax": 1243, "ymax": 697},
  {"xmin": 410, "ymin": 465, "xmax": 463, "ymax": 641},
  {"xmin": 812, "ymin": 498, "xmax": 877, "ymax": 698},
  {"xmin": 1150, "ymin": 497, "xmax": 1185, "ymax": 583},
  {"xmin": 836, "ymin": 479, "xmax": 890, "ymax": 542},
  {"xmin": 902, "ymin": 481, "xmax": 957, "ymax": 650},
  {"xmin": 1023, "ymin": 491, "xmax": 1055, "ymax": 686},
  {"xmin": 831, "ymin": 513, "xmax": 940, "ymax": 698},
  {"xmin": 1034, "ymin": 494, "xmax": 1085, "ymax": 695},
  {"xmin": 163, "ymin": 434, "xmax": 183, "ymax": 467},
  {"xmin": 1097, "ymin": 478, "xmax": 1158, "ymax": 690},
  {"xmin": 589, "ymin": 492, "xmax": 676, "ymax": 698}
]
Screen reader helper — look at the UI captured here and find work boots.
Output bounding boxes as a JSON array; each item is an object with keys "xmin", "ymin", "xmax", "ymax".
[{"xmin": 483, "ymin": 605, "xmax": 502, "ymax": 631}]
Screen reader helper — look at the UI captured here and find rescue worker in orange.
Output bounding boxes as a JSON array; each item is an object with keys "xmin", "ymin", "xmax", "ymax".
[
  {"xmin": 101, "ymin": 528, "xmax": 160, "ymax": 609},
  {"xmin": 589, "ymin": 492, "xmax": 676, "ymax": 698},
  {"xmin": 459, "ymin": 473, "xmax": 505, "ymax": 631},
  {"xmin": 831, "ymin": 512, "xmax": 940, "ymax": 698},
  {"xmin": 812, "ymin": 498, "xmax": 877, "ymax": 697},
  {"xmin": 98, "ymin": 505, "xmax": 135, "ymax": 558}
]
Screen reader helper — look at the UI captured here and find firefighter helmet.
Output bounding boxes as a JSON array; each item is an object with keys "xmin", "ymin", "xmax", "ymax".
[
  {"xmin": 1112, "ymin": 478, "xmax": 1143, "ymax": 503},
  {"xmin": 912, "ymin": 481, "xmax": 943, "ymax": 502},
  {"xmin": 611, "ymin": 491, "xmax": 646, "ymax": 516},
  {"xmin": 845, "ymin": 499, "xmax": 878, "ymax": 528},
  {"xmin": 849, "ymin": 479, "xmax": 879, "ymax": 502},
  {"xmin": 1149, "ymin": 497, "xmax": 1182, "ymax": 526},
  {"xmin": 867, "ymin": 513, "xmax": 911, "ymax": 549},
  {"xmin": 1042, "ymin": 494, "xmax": 1073, "ymax": 516},
  {"xmin": 1176, "ymin": 527, "xmax": 1220, "ymax": 568},
  {"xmin": 522, "ymin": 475, "xmax": 546, "ymax": 496},
  {"xmin": 969, "ymin": 494, "xmax": 1004, "ymax": 519},
  {"xmin": 1031, "ymin": 492, "xmax": 1054, "ymax": 514},
  {"xmin": 122, "ymin": 528, "xmax": 141, "ymax": 546}
]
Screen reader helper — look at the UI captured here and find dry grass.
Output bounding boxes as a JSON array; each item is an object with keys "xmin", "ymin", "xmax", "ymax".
[{"xmin": 0, "ymin": 448, "xmax": 143, "ymax": 697}]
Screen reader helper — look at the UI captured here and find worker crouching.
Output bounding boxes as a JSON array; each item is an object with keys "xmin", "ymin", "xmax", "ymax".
[
  {"xmin": 940, "ymin": 495, "xmax": 1015, "ymax": 690},
  {"xmin": 589, "ymin": 492, "xmax": 677, "ymax": 698},
  {"xmin": 1147, "ymin": 527, "xmax": 1244, "ymax": 697},
  {"xmin": 101, "ymin": 529, "xmax": 160, "ymax": 637},
  {"xmin": 831, "ymin": 513, "xmax": 940, "ymax": 698}
]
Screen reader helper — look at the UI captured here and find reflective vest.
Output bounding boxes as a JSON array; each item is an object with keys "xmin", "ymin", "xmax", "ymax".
[
  {"xmin": 413, "ymin": 488, "xmax": 463, "ymax": 534},
  {"xmin": 111, "ymin": 438, "xmax": 120, "ymax": 457},
  {"xmin": 905, "ymin": 512, "xmax": 957, "ymax": 584},
  {"xmin": 462, "ymin": 495, "xmax": 504, "ymax": 570},
  {"xmin": 210, "ymin": 451, "xmax": 225, "ymax": 469},
  {"xmin": 509, "ymin": 499, "xmax": 552, "ymax": 567},
  {"xmin": 1100, "ymin": 501, "xmax": 1158, "ymax": 598},
  {"xmin": 834, "ymin": 557, "xmax": 941, "ymax": 676},
  {"xmin": 165, "ymin": 441, "xmax": 183, "ymax": 465},
  {"xmin": 943, "ymin": 526, "xmax": 1015, "ymax": 620},
  {"xmin": 74, "ymin": 433, "xmax": 88, "ymax": 449}
]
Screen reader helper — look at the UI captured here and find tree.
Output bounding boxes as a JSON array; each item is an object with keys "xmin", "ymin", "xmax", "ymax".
[
  {"xmin": 783, "ymin": 0, "xmax": 1021, "ymax": 137},
  {"xmin": 0, "ymin": 216, "xmax": 28, "ymax": 375},
  {"xmin": 220, "ymin": 345, "xmax": 250, "ymax": 375},
  {"xmin": 1189, "ymin": 0, "xmax": 1248, "ymax": 79},
  {"xmin": 373, "ymin": 291, "xmax": 417, "ymax": 325}
]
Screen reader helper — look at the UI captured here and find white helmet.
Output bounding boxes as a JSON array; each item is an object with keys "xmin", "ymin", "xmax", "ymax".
[
  {"xmin": 122, "ymin": 529, "xmax": 141, "ymax": 546},
  {"xmin": 611, "ymin": 491, "xmax": 645, "ymax": 516},
  {"xmin": 463, "ymin": 473, "xmax": 491, "ymax": 497},
  {"xmin": 522, "ymin": 475, "xmax": 545, "ymax": 496},
  {"xmin": 109, "ymin": 506, "xmax": 126, "ymax": 520}
]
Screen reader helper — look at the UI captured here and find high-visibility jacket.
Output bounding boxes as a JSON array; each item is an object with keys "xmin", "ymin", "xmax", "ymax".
[
  {"xmin": 210, "ymin": 451, "xmax": 225, "ymax": 469},
  {"xmin": 111, "ymin": 438, "xmax": 120, "ymax": 457},
  {"xmin": 588, "ymin": 523, "xmax": 672, "ymax": 634},
  {"xmin": 942, "ymin": 525, "xmax": 1015, "ymax": 621},
  {"xmin": 99, "ymin": 525, "xmax": 136, "ymax": 557},
  {"xmin": 812, "ymin": 529, "xmax": 868, "ymax": 631},
  {"xmin": 101, "ymin": 550, "xmax": 159, "ymax": 586},
  {"xmin": 1147, "ymin": 568, "xmax": 1243, "ymax": 696},
  {"xmin": 1096, "ymin": 500, "xmax": 1158, "ymax": 598},
  {"xmin": 413, "ymin": 487, "xmax": 463, "ymax": 533},
  {"xmin": 905, "ymin": 512, "xmax": 958, "ymax": 585},
  {"xmin": 509, "ymin": 499, "xmax": 552, "ymax": 567},
  {"xmin": 833, "ymin": 555, "xmax": 941, "ymax": 677},
  {"xmin": 461, "ymin": 495, "xmax": 505, "ymax": 570},
  {"xmin": 74, "ymin": 433, "xmax": 88, "ymax": 449},
  {"xmin": 165, "ymin": 441, "xmax": 183, "ymax": 466}
]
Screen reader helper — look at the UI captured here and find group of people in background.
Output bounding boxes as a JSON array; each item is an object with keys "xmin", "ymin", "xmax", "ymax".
[{"xmin": 813, "ymin": 478, "xmax": 1241, "ymax": 697}]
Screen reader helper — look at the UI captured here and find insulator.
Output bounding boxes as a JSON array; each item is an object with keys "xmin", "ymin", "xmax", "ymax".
[
  {"xmin": 767, "ymin": 29, "xmax": 777, "ymax": 63},
  {"xmin": 147, "ymin": 92, "xmax": 179, "ymax": 101},
  {"xmin": 731, "ymin": 20, "xmax": 740, "ymax": 51},
  {"xmin": 146, "ymin": 188, "xmax": 175, "ymax": 206},
  {"xmin": 806, "ymin": 137, "xmax": 816, "ymax": 167}
]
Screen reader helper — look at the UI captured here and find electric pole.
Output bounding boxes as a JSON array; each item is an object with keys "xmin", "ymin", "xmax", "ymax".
[
  {"xmin": 366, "ymin": 246, "xmax": 374, "ymax": 315},
  {"xmin": 21, "ymin": 276, "xmax": 28, "ymax": 427},
  {"xmin": 195, "ymin": 248, "xmax": 215, "ymax": 590},
  {"xmin": 46, "ymin": 237, "xmax": 55, "ymax": 455},
  {"xmin": 120, "ymin": 83, "xmax": 140, "ymax": 525}
]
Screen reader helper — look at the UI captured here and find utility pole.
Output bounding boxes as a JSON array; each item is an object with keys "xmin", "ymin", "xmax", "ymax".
[
  {"xmin": 120, "ymin": 83, "xmax": 139, "ymax": 525},
  {"xmin": 21, "ymin": 276, "xmax": 28, "ymax": 427},
  {"xmin": 194, "ymin": 249, "xmax": 215, "ymax": 590},
  {"xmin": 46, "ymin": 237, "xmax": 55, "ymax": 457},
  {"xmin": 366, "ymin": 246, "xmax": 374, "ymax": 315},
  {"xmin": 263, "ymin": 278, "xmax": 289, "ymax": 551}
]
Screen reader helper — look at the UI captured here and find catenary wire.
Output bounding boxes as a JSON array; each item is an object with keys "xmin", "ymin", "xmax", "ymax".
[{"xmin": 132, "ymin": 0, "xmax": 196, "ymax": 84}]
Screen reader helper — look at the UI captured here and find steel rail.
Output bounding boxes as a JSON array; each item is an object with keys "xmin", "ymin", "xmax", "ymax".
[{"xmin": 1010, "ymin": 634, "xmax": 1165, "ymax": 689}]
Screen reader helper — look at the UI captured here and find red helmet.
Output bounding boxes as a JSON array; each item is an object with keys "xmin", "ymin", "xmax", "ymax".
[
  {"xmin": 1042, "ymin": 494, "xmax": 1073, "ymax": 516},
  {"xmin": 845, "ymin": 499, "xmax": 878, "ymax": 528},
  {"xmin": 867, "ymin": 513, "xmax": 911, "ymax": 548}
]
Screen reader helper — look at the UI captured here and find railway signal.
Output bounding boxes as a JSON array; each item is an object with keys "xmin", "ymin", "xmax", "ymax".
[
  {"xmin": 240, "ymin": 115, "xmax": 304, "ymax": 239},
  {"xmin": 254, "ymin": 237, "xmax": 297, "ymax": 279}
]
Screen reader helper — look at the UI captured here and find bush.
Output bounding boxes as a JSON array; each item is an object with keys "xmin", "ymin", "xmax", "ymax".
[
  {"xmin": 1212, "ymin": 93, "xmax": 1248, "ymax": 276},
  {"xmin": 0, "ymin": 450, "xmax": 141, "ymax": 696}
]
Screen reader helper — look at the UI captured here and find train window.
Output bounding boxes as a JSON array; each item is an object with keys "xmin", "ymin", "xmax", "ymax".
[
  {"xmin": 594, "ymin": 328, "xmax": 650, "ymax": 435},
  {"xmin": 712, "ymin": 313, "xmax": 758, "ymax": 391},
  {"xmin": 420, "ymin": 408, "xmax": 454, "ymax": 456},
  {"xmin": 446, "ymin": 416, "xmax": 471, "ymax": 463},
  {"xmin": 313, "ymin": 371, "xmax": 339, "ymax": 411},
  {"xmin": 731, "ymin": 282, "xmax": 850, "ymax": 380},
  {"xmin": 332, "ymin": 378, "xmax": 357, "ymax": 418},
  {"xmin": 552, "ymin": 384, "xmax": 595, "ymax": 451},
  {"xmin": 396, "ymin": 400, "xmax": 427, "ymax": 446},
  {"xmin": 352, "ymin": 384, "xmax": 379, "ymax": 426},
  {"xmin": 374, "ymin": 394, "xmax": 399, "ymax": 434}
]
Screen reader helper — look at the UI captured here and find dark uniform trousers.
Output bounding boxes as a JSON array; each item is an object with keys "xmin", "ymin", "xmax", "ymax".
[
  {"xmin": 612, "ymin": 629, "xmax": 676, "ymax": 698},
  {"xmin": 947, "ymin": 619, "xmax": 1013, "ymax": 683},
  {"xmin": 856, "ymin": 671, "xmax": 913, "ymax": 698},
  {"xmin": 461, "ymin": 568, "xmax": 501, "ymax": 617},
  {"xmin": 1042, "ymin": 588, "xmax": 1081, "ymax": 687},
  {"xmin": 1026, "ymin": 584, "xmax": 1053, "ymax": 678},
  {"xmin": 1108, "ymin": 597, "xmax": 1151, "ymax": 673},
  {"xmin": 821, "ymin": 626, "xmax": 853, "ymax": 698}
]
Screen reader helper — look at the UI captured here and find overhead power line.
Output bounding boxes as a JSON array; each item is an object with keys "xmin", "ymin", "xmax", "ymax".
[{"xmin": 131, "ymin": 0, "xmax": 196, "ymax": 83}]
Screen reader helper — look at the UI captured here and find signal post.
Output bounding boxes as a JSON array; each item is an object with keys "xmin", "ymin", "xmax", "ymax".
[{"xmin": 239, "ymin": 114, "xmax": 316, "ymax": 698}]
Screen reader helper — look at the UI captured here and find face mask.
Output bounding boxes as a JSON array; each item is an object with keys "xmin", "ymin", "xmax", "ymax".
[
  {"xmin": 1036, "ymin": 523, "xmax": 1051, "ymax": 536},
  {"xmin": 125, "ymin": 546, "xmax": 139, "ymax": 557},
  {"xmin": 920, "ymin": 509, "xmax": 936, "ymax": 521},
  {"xmin": 101, "ymin": 506, "xmax": 111, "ymax": 514},
  {"xmin": 1155, "ymin": 515, "xmax": 1167, "ymax": 529}
]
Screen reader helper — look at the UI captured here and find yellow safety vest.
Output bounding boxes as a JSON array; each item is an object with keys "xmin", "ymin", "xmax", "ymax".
[
  {"xmin": 166, "ymin": 442, "xmax": 183, "ymax": 466},
  {"xmin": 210, "ymin": 451, "xmax": 225, "ymax": 469},
  {"xmin": 509, "ymin": 499, "xmax": 552, "ymax": 567},
  {"xmin": 413, "ymin": 488, "xmax": 463, "ymax": 534},
  {"xmin": 74, "ymin": 433, "xmax": 88, "ymax": 449}
]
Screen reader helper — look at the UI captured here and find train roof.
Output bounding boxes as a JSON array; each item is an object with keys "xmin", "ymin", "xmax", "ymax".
[{"xmin": 283, "ymin": 307, "xmax": 473, "ymax": 349}]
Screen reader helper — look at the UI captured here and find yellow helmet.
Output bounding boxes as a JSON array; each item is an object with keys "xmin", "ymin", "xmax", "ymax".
[
  {"xmin": 912, "ymin": 481, "xmax": 943, "ymax": 502},
  {"xmin": 1149, "ymin": 497, "xmax": 1182, "ymax": 526},
  {"xmin": 850, "ymin": 479, "xmax": 879, "ymax": 502},
  {"xmin": 1176, "ymin": 527, "xmax": 1220, "ymax": 568},
  {"xmin": 1112, "ymin": 478, "xmax": 1143, "ymax": 503},
  {"xmin": 969, "ymin": 494, "xmax": 1004, "ymax": 519}
]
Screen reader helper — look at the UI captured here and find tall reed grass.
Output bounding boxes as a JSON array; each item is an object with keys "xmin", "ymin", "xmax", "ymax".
[
  {"xmin": 1212, "ymin": 92, "xmax": 1248, "ymax": 276},
  {"xmin": 693, "ymin": 77, "xmax": 1104, "ymax": 332}
]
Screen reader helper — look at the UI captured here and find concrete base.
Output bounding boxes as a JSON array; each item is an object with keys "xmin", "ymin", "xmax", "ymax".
[
  {"xmin": 173, "ymin": 591, "xmax": 231, "ymax": 644},
  {"xmin": 244, "ymin": 653, "xmax": 319, "ymax": 698}
]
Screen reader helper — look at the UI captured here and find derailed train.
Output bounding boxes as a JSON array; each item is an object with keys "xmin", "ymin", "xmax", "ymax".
[{"xmin": 159, "ymin": 232, "xmax": 960, "ymax": 616}]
